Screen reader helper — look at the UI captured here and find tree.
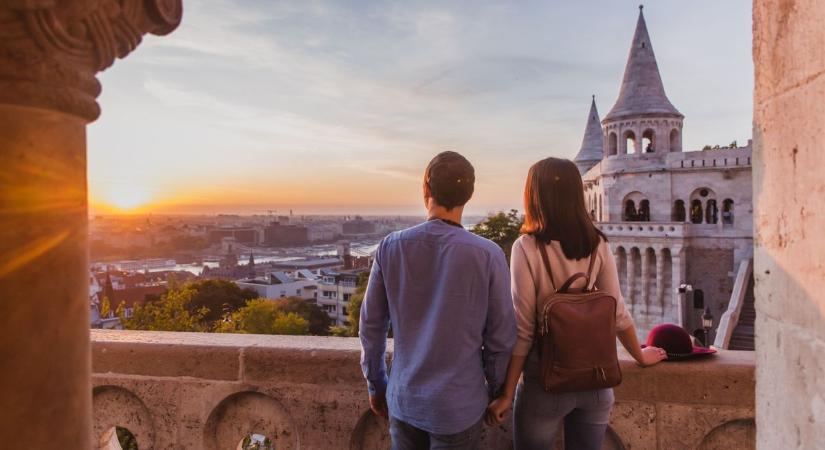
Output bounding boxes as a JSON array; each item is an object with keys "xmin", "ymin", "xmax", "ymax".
[
  {"xmin": 471, "ymin": 209, "xmax": 523, "ymax": 260},
  {"xmin": 120, "ymin": 286, "xmax": 208, "ymax": 332},
  {"xmin": 185, "ymin": 279, "xmax": 258, "ymax": 324},
  {"xmin": 266, "ymin": 297, "xmax": 331, "ymax": 335},
  {"xmin": 220, "ymin": 299, "xmax": 309, "ymax": 335},
  {"xmin": 330, "ymin": 271, "xmax": 370, "ymax": 337},
  {"xmin": 100, "ymin": 296, "xmax": 111, "ymax": 318}
]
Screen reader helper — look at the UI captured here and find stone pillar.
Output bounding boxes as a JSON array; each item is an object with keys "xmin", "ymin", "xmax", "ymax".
[
  {"xmin": 0, "ymin": 2, "xmax": 182, "ymax": 447},
  {"xmin": 671, "ymin": 247, "xmax": 686, "ymax": 327},
  {"xmin": 640, "ymin": 249, "xmax": 651, "ymax": 314},
  {"xmin": 754, "ymin": 2, "xmax": 825, "ymax": 449},
  {"xmin": 655, "ymin": 246, "xmax": 665, "ymax": 312},
  {"xmin": 626, "ymin": 249, "xmax": 637, "ymax": 313}
]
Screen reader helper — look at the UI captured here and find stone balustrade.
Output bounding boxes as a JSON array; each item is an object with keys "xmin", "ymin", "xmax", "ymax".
[
  {"xmin": 91, "ymin": 330, "xmax": 755, "ymax": 449},
  {"xmin": 599, "ymin": 222, "xmax": 689, "ymax": 239}
]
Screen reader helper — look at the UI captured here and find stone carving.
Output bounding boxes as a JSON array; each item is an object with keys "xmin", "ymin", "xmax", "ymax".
[
  {"xmin": 204, "ymin": 391, "xmax": 298, "ymax": 450},
  {"xmin": 0, "ymin": 0, "xmax": 183, "ymax": 121},
  {"xmin": 349, "ymin": 410, "xmax": 391, "ymax": 450},
  {"xmin": 92, "ymin": 385, "xmax": 155, "ymax": 449},
  {"xmin": 697, "ymin": 419, "xmax": 756, "ymax": 450}
]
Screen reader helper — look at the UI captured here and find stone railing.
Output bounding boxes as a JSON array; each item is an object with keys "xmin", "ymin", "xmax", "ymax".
[
  {"xmin": 91, "ymin": 330, "xmax": 755, "ymax": 450},
  {"xmin": 598, "ymin": 222, "xmax": 689, "ymax": 239}
]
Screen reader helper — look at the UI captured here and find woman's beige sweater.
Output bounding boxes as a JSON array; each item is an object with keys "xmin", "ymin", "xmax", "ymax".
[{"xmin": 510, "ymin": 234, "xmax": 634, "ymax": 357}]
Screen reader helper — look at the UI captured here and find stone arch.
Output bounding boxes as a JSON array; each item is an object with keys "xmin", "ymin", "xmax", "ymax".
[
  {"xmin": 203, "ymin": 391, "xmax": 298, "ymax": 450},
  {"xmin": 669, "ymin": 128, "xmax": 681, "ymax": 152},
  {"xmin": 92, "ymin": 385, "xmax": 155, "ymax": 450},
  {"xmin": 622, "ymin": 129, "xmax": 636, "ymax": 154},
  {"xmin": 642, "ymin": 128, "xmax": 656, "ymax": 153},
  {"xmin": 689, "ymin": 187, "xmax": 717, "ymax": 224},
  {"xmin": 706, "ymin": 198, "xmax": 719, "ymax": 224},
  {"xmin": 697, "ymin": 418, "xmax": 756, "ymax": 449},
  {"xmin": 638, "ymin": 199, "xmax": 651, "ymax": 222},
  {"xmin": 672, "ymin": 199, "xmax": 686, "ymax": 222},
  {"xmin": 349, "ymin": 410, "xmax": 390, "ymax": 450},
  {"xmin": 608, "ymin": 132, "xmax": 618, "ymax": 156},
  {"xmin": 722, "ymin": 198, "xmax": 735, "ymax": 225},
  {"xmin": 624, "ymin": 199, "xmax": 637, "ymax": 222},
  {"xmin": 622, "ymin": 192, "xmax": 647, "ymax": 221}
]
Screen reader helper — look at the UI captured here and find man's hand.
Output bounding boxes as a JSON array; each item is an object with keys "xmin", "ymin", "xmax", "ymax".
[
  {"xmin": 369, "ymin": 392, "xmax": 388, "ymax": 419},
  {"xmin": 485, "ymin": 394, "xmax": 513, "ymax": 426}
]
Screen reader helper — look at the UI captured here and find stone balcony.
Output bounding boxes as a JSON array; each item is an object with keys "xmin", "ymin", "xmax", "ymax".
[
  {"xmin": 91, "ymin": 330, "xmax": 755, "ymax": 449},
  {"xmin": 598, "ymin": 222, "xmax": 690, "ymax": 239}
]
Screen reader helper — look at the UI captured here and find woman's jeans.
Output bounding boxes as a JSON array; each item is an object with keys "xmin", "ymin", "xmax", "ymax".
[{"xmin": 513, "ymin": 356, "xmax": 614, "ymax": 450}]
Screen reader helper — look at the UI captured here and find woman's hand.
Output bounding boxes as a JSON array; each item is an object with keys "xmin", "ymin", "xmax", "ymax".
[
  {"xmin": 485, "ymin": 395, "xmax": 513, "ymax": 426},
  {"xmin": 638, "ymin": 346, "xmax": 667, "ymax": 367}
]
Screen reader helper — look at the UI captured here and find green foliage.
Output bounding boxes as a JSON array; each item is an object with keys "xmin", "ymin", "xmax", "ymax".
[
  {"xmin": 265, "ymin": 296, "xmax": 331, "ymax": 335},
  {"xmin": 219, "ymin": 298, "xmax": 309, "ymax": 335},
  {"xmin": 471, "ymin": 209, "xmax": 524, "ymax": 260},
  {"xmin": 329, "ymin": 325, "xmax": 351, "ymax": 337},
  {"xmin": 116, "ymin": 427, "xmax": 138, "ymax": 450},
  {"xmin": 241, "ymin": 434, "xmax": 273, "ymax": 450},
  {"xmin": 184, "ymin": 279, "xmax": 258, "ymax": 324},
  {"xmin": 120, "ymin": 286, "xmax": 208, "ymax": 332},
  {"xmin": 329, "ymin": 270, "xmax": 370, "ymax": 337}
]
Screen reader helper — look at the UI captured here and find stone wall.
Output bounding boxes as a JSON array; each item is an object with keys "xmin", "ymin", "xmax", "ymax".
[
  {"xmin": 753, "ymin": 1, "xmax": 825, "ymax": 448},
  {"xmin": 91, "ymin": 330, "xmax": 755, "ymax": 449}
]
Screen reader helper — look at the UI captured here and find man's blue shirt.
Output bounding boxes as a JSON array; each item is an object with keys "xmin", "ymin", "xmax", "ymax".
[{"xmin": 359, "ymin": 219, "xmax": 516, "ymax": 434}]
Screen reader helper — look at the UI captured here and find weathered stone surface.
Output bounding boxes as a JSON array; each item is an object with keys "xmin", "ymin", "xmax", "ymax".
[
  {"xmin": 754, "ymin": 1, "xmax": 825, "ymax": 449},
  {"xmin": 91, "ymin": 330, "xmax": 754, "ymax": 449}
]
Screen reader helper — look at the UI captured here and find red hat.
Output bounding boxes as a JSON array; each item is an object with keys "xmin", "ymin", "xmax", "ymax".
[{"xmin": 643, "ymin": 323, "xmax": 717, "ymax": 361}]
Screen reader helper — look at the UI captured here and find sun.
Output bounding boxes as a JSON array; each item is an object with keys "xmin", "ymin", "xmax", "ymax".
[{"xmin": 100, "ymin": 186, "xmax": 152, "ymax": 213}]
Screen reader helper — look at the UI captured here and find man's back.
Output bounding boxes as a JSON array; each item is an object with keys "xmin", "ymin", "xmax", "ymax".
[{"xmin": 360, "ymin": 219, "xmax": 515, "ymax": 435}]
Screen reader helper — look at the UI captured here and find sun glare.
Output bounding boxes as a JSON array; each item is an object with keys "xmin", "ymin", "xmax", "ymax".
[{"xmin": 99, "ymin": 187, "xmax": 152, "ymax": 213}]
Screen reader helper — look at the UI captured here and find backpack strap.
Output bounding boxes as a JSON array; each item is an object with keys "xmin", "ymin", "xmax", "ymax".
[{"xmin": 537, "ymin": 239, "xmax": 557, "ymax": 291}]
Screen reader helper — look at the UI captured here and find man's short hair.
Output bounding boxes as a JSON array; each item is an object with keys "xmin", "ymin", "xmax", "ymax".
[{"xmin": 424, "ymin": 151, "xmax": 475, "ymax": 210}]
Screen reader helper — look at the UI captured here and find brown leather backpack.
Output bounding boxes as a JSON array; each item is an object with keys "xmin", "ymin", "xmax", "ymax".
[{"xmin": 535, "ymin": 242, "xmax": 622, "ymax": 393}]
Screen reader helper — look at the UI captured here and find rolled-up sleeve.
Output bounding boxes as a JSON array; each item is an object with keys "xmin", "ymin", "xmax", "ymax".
[
  {"xmin": 482, "ymin": 247, "xmax": 516, "ymax": 396},
  {"xmin": 510, "ymin": 238, "xmax": 537, "ymax": 357},
  {"xmin": 359, "ymin": 243, "xmax": 390, "ymax": 395},
  {"xmin": 596, "ymin": 242, "xmax": 635, "ymax": 331}
]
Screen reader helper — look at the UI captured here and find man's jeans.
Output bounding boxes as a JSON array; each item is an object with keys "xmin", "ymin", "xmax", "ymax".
[{"xmin": 389, "ymin": 416, "xmax": 483, "ymax": 450}]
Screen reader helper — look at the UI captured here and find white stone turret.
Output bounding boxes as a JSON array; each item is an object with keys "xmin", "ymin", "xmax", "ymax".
[
  {"xmin": 603, "ymin": 5, "xmax": 684, "ymax": 157},
  {"xmin": 573, "ymin": 95, "xmax": 604, "ymax": 175}
]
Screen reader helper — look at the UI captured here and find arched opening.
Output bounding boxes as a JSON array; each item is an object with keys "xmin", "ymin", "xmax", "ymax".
[
  {"xmin": 623, "ymin": 130, "xmax": 636, "ymax": 154},
  {"xmin": 608, "ymin": 132, "xmax": 618, "ymax": 156},
  {"xmin": 690, "ymin": 199, "xmax": 704, "ymax": 224},
  {"xmin": 100, "ymin": 426, "xmax": 138, "ymax": 450},
  {"xmin": 598, "ymin": 196, "xmax": 603, "ymax": 221},
  {"xmin": 624, "ymin": 199, "xmax": 637, "ymax": 221},
  {"xmin": 638, "ymin": 199, "xmax": 651, "ymax": 222},
  {"xmin": 706, "ymin": 199, "xmax": 719, "ymax": 224},
  {"xmin": 673, "ymin": 199, "xmax": 686, "ymax": 222},
  {"xmin": 693, "ymin": 289, "xmax": 705, "ymax": 309},
  {"xmin": 643, "ymin": 129, "xmax": 656, "ymax": 153},
  {"xmin": 238, "ymin": 434, "xmax": 273, "ymax": 450},
  {"xmin": 722, "ymin": 199, "xmax": 735, "ymax": 225},
  {"xmin": 669, "ymin": 128, "xmax": 681, "ymax": 152}
]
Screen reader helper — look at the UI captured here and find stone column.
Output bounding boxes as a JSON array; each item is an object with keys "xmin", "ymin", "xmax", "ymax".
[
  {"xmin": 655, "ymin": 246, "xmax": 665, "ymax": 313},
  {"xmin": 0, "ymin": 2, "xmax": 181, "ymax": 447},
  {"xmin": 670, "ymin": 247, "xmax": 686, "ymax": 327},
  {"xmin": 626, "ymin": 249, "xmax": 637, "ymax": 313},
  {"xmin": 640, "ymin": 249, "xmax": 651, "ymax": 315}
]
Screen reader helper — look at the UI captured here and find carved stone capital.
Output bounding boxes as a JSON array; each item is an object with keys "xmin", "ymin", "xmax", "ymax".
[{"xmin": 0, "ymin": 0, "xmax": 182, "ymax": 121}]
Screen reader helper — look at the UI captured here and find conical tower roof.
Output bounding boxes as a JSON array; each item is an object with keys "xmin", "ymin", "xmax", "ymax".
[
  {"xmin": 603, "ymin": 6, "xmax": 682, "ymax": 122},
  {"xmin": 574, "ymin": 95, "xmax": 604, "ymax": 174}
]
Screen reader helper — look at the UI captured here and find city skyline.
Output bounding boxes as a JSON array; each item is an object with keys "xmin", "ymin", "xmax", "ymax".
[{"xmin": 89, "ymin": 0, "xmax": 753, "ymax": 215}]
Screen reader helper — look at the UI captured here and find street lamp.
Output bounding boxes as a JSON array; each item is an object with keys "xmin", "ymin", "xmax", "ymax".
[{"xmin": 702, "ymin": 307, "xmax": 714, "ymax": 347}]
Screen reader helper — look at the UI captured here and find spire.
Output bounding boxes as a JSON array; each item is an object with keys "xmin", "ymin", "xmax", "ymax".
[
  {"xmin": 603, "ymin": 6, "xmax": 682, "ymax": 122},
  {"xmin": 573, "ymin": 95, "xmax": 604, "ymax": 175}
]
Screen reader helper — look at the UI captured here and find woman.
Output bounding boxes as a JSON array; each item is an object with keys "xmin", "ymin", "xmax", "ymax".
[{"xmin": 486, "ymin": 158, "xmax": 666, "ymax": 450}]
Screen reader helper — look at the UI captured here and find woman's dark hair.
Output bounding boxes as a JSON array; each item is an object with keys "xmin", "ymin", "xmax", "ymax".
[
  {"xmin": 521, "ymin": 157, "xmax": 606, "ymax": 260},
  {"xmin": 424, "ymin": 151, "xmax": 475, "ymax": 211}
]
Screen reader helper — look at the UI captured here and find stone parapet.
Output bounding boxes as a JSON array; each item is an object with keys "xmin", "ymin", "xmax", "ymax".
[{"xmin": 91, "ymin": 330, "xmax": 755, "ymax": 449}]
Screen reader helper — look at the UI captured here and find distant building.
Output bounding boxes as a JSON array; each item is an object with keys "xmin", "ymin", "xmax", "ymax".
[
  {"xmin": 269, "ymin": 257, "xmax": 343, "ymax": 271},
  {"xmin": 235, "ymin": 271, "xmax": 317, "ymax": 301},
  {"xmin": 317, "ymin": 269, "xmax": 364, "ymax": 326},
  {"xmin": 342, "ymin": 216, "xmax": 375, "ymax": 235},
  {"xmin": 208, "ymin": 226, "xmax": 258, "ymax": 244},
  {"xmin": 263, "ymin": 221, "xmax": 309, "ymax": 246}
]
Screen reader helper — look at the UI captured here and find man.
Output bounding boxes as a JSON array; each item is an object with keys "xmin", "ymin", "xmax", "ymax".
[{"xmin": 359, "ymin": 151, "xmax": 516, "ymax": 449}]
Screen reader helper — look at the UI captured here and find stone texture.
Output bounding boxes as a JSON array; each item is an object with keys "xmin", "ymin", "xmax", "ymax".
[
  {"xmin": 753, "ymin": 1, "xmax": 825, "ymax": 448},
  {"xmin": 90, "ymin": 330, "xmax": 754, "ymax": 449}
]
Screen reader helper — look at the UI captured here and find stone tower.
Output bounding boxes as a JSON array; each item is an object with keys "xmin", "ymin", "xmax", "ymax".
[
  {"xmin": 573, "ymin": 95, "xmax": 604, "ymax": 175},
  {"xmin": 602, "ymin": 5, "xmax": 684, "ymax": 156}
]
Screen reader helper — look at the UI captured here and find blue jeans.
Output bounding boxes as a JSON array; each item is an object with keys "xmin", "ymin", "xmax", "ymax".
[
  {"xmin": 513, "ymin": 359, "xmax": 614, "ymax": 450},
  {"xmin": 389, "ymin": 415, "xmax": 483, "ymax": 450}
]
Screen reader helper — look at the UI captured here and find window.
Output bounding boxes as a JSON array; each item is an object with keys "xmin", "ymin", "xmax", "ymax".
[
  {"xmin": 722, "ymin": 199, "xmax": 734, "ymax": 225},
  {"xmin": 690, "ymin": 199, "xmax": 704, "ymax": 224},
  {"xmin": 642, "ymin": 129, "xmax": 655, "ymax": 153},
  {"xmin": 693, "ymin": 289, "xmax": 705, "ymax": 309},
  {"xmin": 343, "ymin": 293, "xmax": 351, "ymax": 302},
  {"xmin": 608, "ymin": 132, "xmax": 618, "ymax": 156},
  {"xmin": 623, "ymin": 130, "xmax": 636, "ymax": 154},
  {"xmin": 706, "ymin": 199, "xmax": 719, "ymax": 224},
  {"xmin": 638, "ymin": 199, "xmax": 651, "ymax": 222},
  {"xmin": 669, "ymin": 128, "xmax": 681, "ymax": 152},
  {"xmin": 673, "ymin": 199, "xmax": 686, "ymax": 222},
  {"xmin": 624, "ymin": 199, "xmax": 637, "ymax": 221}
]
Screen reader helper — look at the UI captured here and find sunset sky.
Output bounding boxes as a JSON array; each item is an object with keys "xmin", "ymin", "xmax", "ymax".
[{"xmin": 88, "ymin": 0, "xmax": 753, "ymax": 215}]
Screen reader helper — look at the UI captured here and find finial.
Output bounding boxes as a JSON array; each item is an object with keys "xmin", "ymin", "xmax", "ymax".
[
  {"xmin": 639, "ymin": 4, "xmax": 644, "ymax": 11},
  {"xmin": 592, "ymin": 94, "xmax": 596, "ymax": 100}
]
